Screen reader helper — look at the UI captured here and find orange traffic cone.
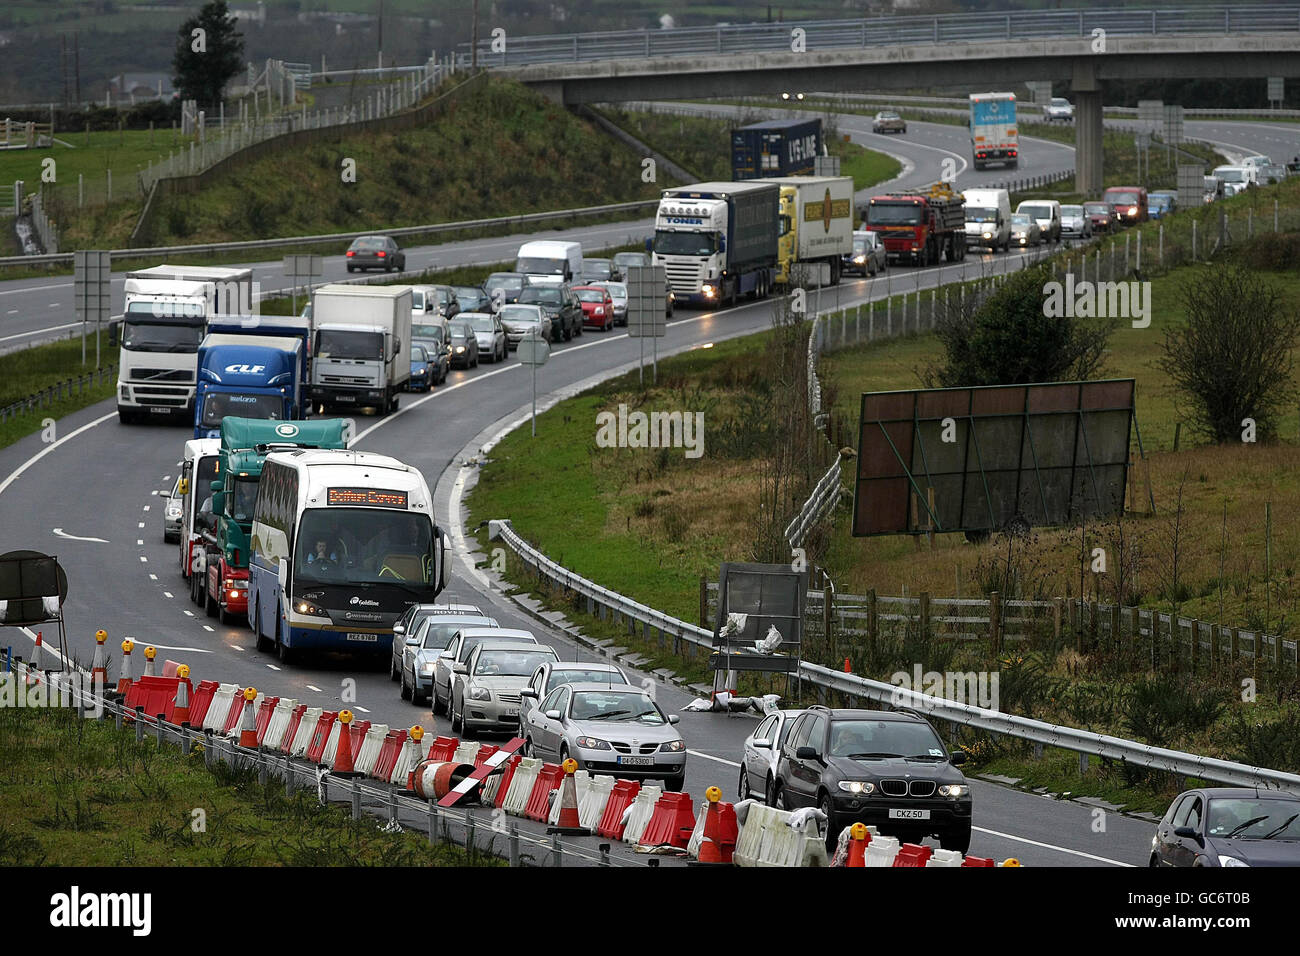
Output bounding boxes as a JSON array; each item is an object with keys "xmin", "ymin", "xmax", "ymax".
[
  {"xmin": 90, "ymin": 630, "xmax": 108, "ymax": 688},
  {"xmin": 27, "ymin": 631, "xmax": 44, "ymax": 685},
  {"xmin": 332, "ymin": 710, "xmax": 359, "ymax": 776},
  {"xmin": 1001, "ymin": 858, "xmax": 1022, "ymax": 867},
  {"xmin": 846, "ymin": 822, "xmax": 871, "ymax": 867},
  {"xmin": 115, "ymin": 639, "xmax": 135, "ymax": 694},
  {"xmin": 173, "ymin": 664, "xmax": 191, "ymax": 725},
  {"xmin": 143, "ymin": 645, "xmax": 157, "ymax": 677},
  {"xmin": 547, "ymin": 757, "xmax": 587, "ymax": 835},
  {"xmin": 844, "ymin": 657, "xmax": 851, "ymax": 673},
  {"xmin": 697, "ymin": 786, "xmax": 727, "ymax": 863},
  {"xmin": 237, "ymin": 687, "xmax": 259, "ymax": 748},
  {"xmin": 404, "ymin": 726, "xmax": 424, "ymax": 790}
]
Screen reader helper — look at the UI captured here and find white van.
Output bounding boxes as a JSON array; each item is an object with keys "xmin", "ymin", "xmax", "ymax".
[
  {"xmin": 516, "ymin": 240, "xmax": 582, "ymax": 286},
  {"xmin": 1015, "ymin": 199, "xmax": 1062, "ymax": 243},
  {"xmin": 1212, "ymin": 165, "xmax": 1256, "ymax": 196},
  {"xmin": 962, "ymin": 187, "xmax": 1011, "ymax": 252}
]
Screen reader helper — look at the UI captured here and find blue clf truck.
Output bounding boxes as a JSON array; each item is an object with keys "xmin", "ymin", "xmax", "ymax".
[{"xmin": 193, "ymin": 333, "xmax": 305, "ymax": 438}]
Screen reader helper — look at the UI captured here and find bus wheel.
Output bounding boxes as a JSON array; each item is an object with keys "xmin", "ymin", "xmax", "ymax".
[{"xmin": 254, "ymin": 601, "xmax": 272, "ymax": 652}]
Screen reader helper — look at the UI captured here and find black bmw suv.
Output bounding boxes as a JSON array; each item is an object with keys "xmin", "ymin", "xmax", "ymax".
[{"xmin": 772, "ymin": 706, "xmax": 973, "ymax": 852}]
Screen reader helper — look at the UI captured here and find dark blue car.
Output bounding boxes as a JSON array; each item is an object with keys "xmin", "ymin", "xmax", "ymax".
[{"xmin": 409, "ymin": 343, "xmax": 444, "ymax": 392}]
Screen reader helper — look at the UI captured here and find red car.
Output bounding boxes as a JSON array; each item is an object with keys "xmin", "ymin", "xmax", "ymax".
[{"xmin": 573, "ymin": 285, "xmax": 615, "ymax": 331}]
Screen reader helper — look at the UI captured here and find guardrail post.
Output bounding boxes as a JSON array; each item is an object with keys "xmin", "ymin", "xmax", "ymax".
[
  {"xmin": 822, "ymin": 585, "xmax": 833, "ymax": 657},
  {"xmin": 1190, "ymin": 619, "xmax": 1202, "ymax": 671},
  {"xmin": 919, "ymin": 591, "xmax": 930, "ymax": 641},
  {"xmin": 1210, "ymin": 623, "xmax": 1221, "ymax": 672},
  {"xmin": 867, "ymin": 588, "xmax": 878, "ymax": 653},
  {"xmin": 699, "ymin": 575, "xmax": 708, "ymax": 628},
  {"xmin": 1052, "ymin": 598, "xmax": 1062, "ymax": 645},
  {"xmin": 989, "ymin": 591, "xmax": 1001, "ymax": 654}
]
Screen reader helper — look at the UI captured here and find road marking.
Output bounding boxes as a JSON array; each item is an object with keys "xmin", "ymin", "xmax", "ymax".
[
  {"xmin": 139, "ymin": 555, "xmax": 147, "ymax": 563},
  {"xmin": 136, "ymin": 539, "xmax": 143, "ymax": 545},
  {"xmin": 0, "ymin": 410, "xmax": 117, "ymax": 500},
  {"xmin": 5, "ymin": 309, "xmax": 15, "ymax": 314},
  {"xmin": 163, "ymin": 591, "xmax": 173, "ymax": 598},
  {"xmin": 687, "ymin": 750, "xmax": 742, "ymax": 768},
  {"xmin": 142, "ymin": 505, "xmax": 150, "ymax": 512},
  {"xmin": 231, "ymin": 644, "xmax": 245, "ymax": 652},
  {"xmin": 52, "ymin": 527, "xmax": 108, "ymax": 543},
  {"xmin": 48, "ymin": 302, "xmax": 59, "ymax": 308},
  {"xmin": 0, "ymin": 322, "xmax": 80, "ymax": 344},
  {"xmin": 182, "ymin": 609, "xmax": 193, "ymax": 616},
  {"xmin": 971, "ymin": 826, "xmax": 1135, "ymax": 867},
  {"xmin": 0, "ymin": 281, "xmax": 73, "ymax": 297},
  {"xmin": 138, "ymin": 522, "xmax": 144, "ymax": 528},
  {"xmin": 202, "ymin": 625, "xmax": 214, "ymax": 632},
  {"xmin": 148, "ymin": 573, "xmax": 157, "ymax": 580},
  {"xmin": 266, "ymin": 663, "xmax": 281, "ymax": 671},
  {"xmin": 125, "ymin": 640, "xmax": 212, "ymax": 653},
  {"xmin": 306, "ymin": 684, "xmax": 323, "ymax": 692},
  {"xmin": 355, "ymin": 706, "xmax": 370, "ymax": 713}
]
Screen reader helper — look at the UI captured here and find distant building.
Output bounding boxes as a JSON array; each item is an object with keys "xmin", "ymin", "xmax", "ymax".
[
  {"xmin": 107, "ymin": 73, "xmax": 175, "ymax": 104},
  {"xmin": 231, "ymin": 2, "xmax": 267, "ymax": 24}
]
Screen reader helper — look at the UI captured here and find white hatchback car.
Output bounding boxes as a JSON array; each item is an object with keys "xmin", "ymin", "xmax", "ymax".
[{"xmin": 739, "ymin": 709, "xmax": 806, "ymax": 804}]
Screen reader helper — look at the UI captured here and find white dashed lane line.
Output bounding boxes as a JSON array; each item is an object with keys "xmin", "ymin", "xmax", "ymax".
[
  {"xmin": 163, "ymin": 592, "xmax": 173, "ymax": 599},
  {"xmin": 306, "ymin": 685, "xmax": 322, "ymax": 692}
]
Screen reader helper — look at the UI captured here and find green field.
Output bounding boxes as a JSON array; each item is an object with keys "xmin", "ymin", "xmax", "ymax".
[{"xmin": 0, "ymin": 700, "xmax": 492, "ymax": 866}]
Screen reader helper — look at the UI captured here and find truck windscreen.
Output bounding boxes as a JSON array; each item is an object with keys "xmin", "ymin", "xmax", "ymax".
[
  {"xmin": 294, "ymin": 508, "xmax": 434, "ymax": 585},
  {"xmin": 317, "ymin": 329, "xmax": 381, "ymax": 360},
  {"xmin": 122, "ymin": 321, "xmax": 205, "ymax": 353},
  {"xmin": 228, "ymin": 476, "xmax": 260, "ymax": 523},
  {"xmin": 201, "ymin": 392, "xmax": 283, "ymax": 427},
  {"xmin": 654, "ymin": 231, "xmax": 717, "ymax": 256},
  {"xmin": 867, "ymin": 204, "xmax": 923, "ymax": 226}
]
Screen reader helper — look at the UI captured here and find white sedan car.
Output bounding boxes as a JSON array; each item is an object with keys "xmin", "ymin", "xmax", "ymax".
[{"xmin": 739, "ymin": 709, "xmax": 805, "ymax": 804}]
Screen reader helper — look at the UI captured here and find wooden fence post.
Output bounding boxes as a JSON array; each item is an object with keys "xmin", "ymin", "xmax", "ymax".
[
  {"xmin": 1110, "ymin": 604, "xmax": 1120, "ymax": 655},
  {"xmin": 867, "ymin": 588, "xmax": 878, "ymax": 656},
  {"xmin": 1053, "ymin": 598, "xmax": 1062, "ymax": 644},
  {"xmin": 1190, "ymin": 619, "xmax": 1201, "ymax": 671},
  {"xmin": 1089, "ymin": 601, "xmax": 1099, "ymax": 651},
  {"xmin": 1210, "ymin": 624, "xmax": 1221, "ymax": 673},
  {"xmin": 989, "ymin": 590, "xmax": 1002, "ymax": 654},
  {"xmin": 1230, "ymin": 626, "xmax": 1240, "ymax": 665}
]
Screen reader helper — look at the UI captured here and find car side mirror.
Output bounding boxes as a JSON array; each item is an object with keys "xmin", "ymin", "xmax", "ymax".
[
  {"xmin": 404, "ymin": 636, "xmax": 420, "ymax": 645},
  {"xmin": 520, "ymin": 689, "xmax": 538, "ymax": 699},
  {"xmin": 1173, "ymin": 826, "xmax": 1203, "ymax": 844},
  {"xmin": 393, "ymin": 623, "xmax": 405, "ymax": 635},
  {"xmin": 452, "ymin": 662, "xmax": 468, "ymax": 675},
  {"xmin": 667, "ymin": 714, "xmax": 679, "ymax": 725},
  {"xmin": 544, "ymin": 709, "xmax": 562, "ymax": 721},
  {"xmin": 753, "ymin": 738, "xmax": 772, "ymax": 749},
  {"xmin": 950, "ymin": 750, "xmax": 967, "ymax": 765},
  {"xmin": 796, "ymin": 746, "xmax": 820, "ymax": 761},
  {"xmin": 159, "ymin": 490, "xmax": 171, "ymax": 499}
]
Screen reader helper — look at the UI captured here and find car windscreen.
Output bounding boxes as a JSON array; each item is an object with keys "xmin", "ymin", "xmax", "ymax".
[
  {"xmin": 1011, "ymin": 214, "xmax": 1033, "ymax": 225},
  {"xmin": 571, "ymin": 691, "xmax": 664, "ymax": 724},
  {"xmin": 474, "ymin": 649, "xmax": 557, "ymax": 677},
  {"xmin": 546, "ymin": 669, "xmax": 628, "ymax": 692},
  {"xmin": 654, "ymin": 231, "xmax": 717, "ymax": 256},
  {"xmin": 603, "ymin": 283, "xmax": 627, "ymax": 300},
  {"xmin": 471, "ymin": 316, "xmax": 495, "ymax": 332},
  {"xmin": 1060, "ymin": 206, "xmax": 1084, "ymax": 217},
  {"xmin": 122, "ymin": 320, "xmax": 205, "ymax": 352},
  {"xmin": 866, "ymin": 203, "xmax": 922, "ymax": 226},
  {"xmin": 576, "ymin": 290, "xmax": 606, "ymax": 303},
  {"xmin": 1206, "ymin": 798, "xmax": 1300, "ymax": 840},
  {"xmin": 498, "ymin": 306, "xmax": 541, "ymax": 325},
  {"xmin": 422, "ymin": 621, "xmax": 484, "ymax": 650},
  {"xmin": 1084, "ymin": 203, "xmax": 1109, "ymax": 214},
  {"xmin": 827, "ymin": 719, "xmax": 946, "ymax": 759},
  {"xmin": 1105, "ymin": 191, "xmax": 1141, "ymax": 205},
  {"xmin": 201, "ymin": 392, "xmax": 283, "ymax": 427},
  {"xmin": 519, "ymin": 288, "xmax": 562, "ymax": 306},
  {"xmin": 449, "ymin": 323, "xmax": 473, "ymax": 339},
  {"xmin": 487, "ymin": 275, "xmax": 524, "ymax": 291},
  {"xmin": 411, "ymin": 345, "xmax": 428, "ymax": 362},
  {"xmin": 351, "ymin": 238, "xmax": 385, "ymax": 250},
  {"xmin": 965, "ymin": 207, "xmax": 997, "ymax": 223},
  {"xmin": 459, "ymin": 635, "xmax": 535, "ymax": 661}
]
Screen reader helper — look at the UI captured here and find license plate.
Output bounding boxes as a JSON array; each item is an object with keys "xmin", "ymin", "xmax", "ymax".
[
  {"xmin": 617, "ymin": 756, "xmax": 654, "ymax": 767},
  {"xmin": 149, "ymin": 406, "xmax": 171, "ymax": 414},
  {"xmin": 346, "ymin": 632, "xmax": 378, "ymax": 643},
  {"xmin": 888, "ymin": 808, "xmax": 930, "ymax": 820},
  {"xmin": 503, "ymin": 708, "xmax": 518, "ymax": 718},
  {"xmin": 335, "ymin": 395, "xmax": 355, "ymax": 402}
]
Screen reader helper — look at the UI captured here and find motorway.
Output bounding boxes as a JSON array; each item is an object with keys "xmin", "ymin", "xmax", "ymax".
[{"xmin": 3, "ymin": 103, "xmax": 1295, "ymax": 867}]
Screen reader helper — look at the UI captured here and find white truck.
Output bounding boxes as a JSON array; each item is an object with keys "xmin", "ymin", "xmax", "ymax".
[
  {"xmin": 969, "ymin": 92, "xmax": 1018, "ymax": 170},
  {"xmin": 308, "ymin": 284, "xmax": 412, "ymax": 415},
  {"xmin": 761, "ymin": 175, "xmax": 854, "ymax": 287},
  {"xmin": 114, "ymin": 265, "xmax": 254, "ymax": 424}
]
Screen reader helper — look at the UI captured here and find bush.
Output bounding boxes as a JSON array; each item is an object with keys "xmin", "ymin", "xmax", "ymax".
[
  {"xmin": 926, "ymin": 264, "xmax": 1117, "ymax": 387},
  {"xmin": 1156, "ymin": 262, "xmax": 1300, "ymax": 443},
  {"xmin": 1121, "ymin": 674, "xmax": 1228, "ymax": 747},
  {"xmin": 1224, "ymin": 707, "xmax": 1300, "ymax": 772}
]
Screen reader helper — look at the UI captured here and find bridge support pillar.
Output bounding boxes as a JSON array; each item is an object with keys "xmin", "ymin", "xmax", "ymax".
[{"xmin": 1072, "ymin": 61, "xmax": 1103, "ymax": 198}]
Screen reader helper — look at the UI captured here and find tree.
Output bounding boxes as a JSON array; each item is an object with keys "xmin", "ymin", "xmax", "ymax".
[
  {"xmin": 172, "ymin": 0, "xmax": 244, "ymax": 108},
  {"xmin": 926, "ymin": 263, "xmax": 1115, "ymax": 388},
  {"xmin": 1156, "ymin": 263, "xmax": 1300, "ymax": 444}
]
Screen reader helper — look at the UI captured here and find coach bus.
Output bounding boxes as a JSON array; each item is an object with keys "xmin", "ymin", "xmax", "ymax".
[{"xmin": 247, "ymin": 449, "xmax": 449, "ymax": 663}]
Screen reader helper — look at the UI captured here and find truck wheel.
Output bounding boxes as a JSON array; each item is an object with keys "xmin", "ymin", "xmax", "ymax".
[
  {"xmin": 829, "ymin": 259, "xmax": 841, "ymax": 286},
  {"xmin": 389, "ymin": 390, "xmax": 400, "ymax": 413},
  {"xmin": 205, "ymin": 581, "xmax": 217, "ymax": 617},
  {"xmin": 218, "ymin": 602, "xmax": 232, "ymax": 626}
]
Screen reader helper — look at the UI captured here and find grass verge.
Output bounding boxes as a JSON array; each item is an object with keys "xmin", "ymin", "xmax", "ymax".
[{"xmin": 0, "ymin": 337, "xmax": 116, "ymax": 451}]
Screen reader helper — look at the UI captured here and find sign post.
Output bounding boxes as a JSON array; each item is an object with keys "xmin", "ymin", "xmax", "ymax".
[
  {"xmin": 73, "ymin": 250, "xmax": 111, "ymax": 367},
  {"xmin": 516, "ymin": 329, "xmax": 549, "ymax": 437},
  {"xmin": 283, "ymin": 254, "xmax": 322, "ymax": 316},
  {"xmin": 625, "ymin": 265, "xmax": 667, "ymax": 386}
]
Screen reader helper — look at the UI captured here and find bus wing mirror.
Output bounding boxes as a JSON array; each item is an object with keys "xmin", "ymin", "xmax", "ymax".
[
  {"xmin": 439, "ymin": 532, "xmax": 451, "ymax": 591},
  {"xmin": 277, "ymin": 561, "xmax": 287, "ymax": 587}
]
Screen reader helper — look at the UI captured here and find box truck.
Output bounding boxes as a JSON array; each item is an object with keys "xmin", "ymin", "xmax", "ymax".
[
  {"xmin": 309, "ymin": 284, "xmax": 412, "ymax": 414},
  {"xmin": 731, "ymin": 119, "xmax": 823, "ymax": 180},
  {"xmin": 969, "ymin": 92, "xmax": 1018, "ymax": 170},
  {"xmin": 762, "ymin": 175, "xmax": 855, "ymax": 287}
]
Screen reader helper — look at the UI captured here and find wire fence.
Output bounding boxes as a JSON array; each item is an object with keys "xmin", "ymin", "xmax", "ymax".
[{"xmin": 0, "ymin": 364, "xmax": 115, "ymax": 423}]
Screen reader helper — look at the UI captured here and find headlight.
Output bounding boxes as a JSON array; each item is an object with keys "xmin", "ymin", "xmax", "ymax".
[
  {"xmin": 1128, "ymin": 206, "xmax": 1138, "ymax": 216},
  {"xmin": 1019, "ymin": 237, "xmax": 1027, "ymax": 244},
  {"xmin": 468, "ymin": 687, "xmax": 491, "ymax": 701},
  {"xmin": 455, "ymin": 346, "xmax": 465, "ymax": 353},
  {"xmin": 296, "ymin": 601, "xmax": 325, "ymax": 616},
  {"xmin": 982, "ymin": 232, "xmax": 992, "ymax": 239},
  {"xmin": 702, "ymin": 284, "xmax": 716, "ymax": 297},
  {"xmin": 659, "ymin": 739, "xmax": 686, "ymax": 753},
  {"xmin": 853, "ymin": 255, "xmax": 865, "ymax": 264},
  {"xmin": 575, "ymin": 736, "xmax": 611, "ymax": 750},
  {"xmin": 939, "ymin": 784, "xmax": 969, "ymax": 798},
  {"xmin": 1220, "ymin": 855, "xmax": 1249, "ymax": 867},
  {"xmin": 837, "ymin": 780, "xmax": 875, "ymax": 794}
]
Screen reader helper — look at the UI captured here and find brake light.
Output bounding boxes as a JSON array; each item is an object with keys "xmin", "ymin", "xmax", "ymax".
[
  {"xmin": 346, "ymin": 250, "xmax": 355, "ymax": 256},
  {"xmin": 376, "ymin": 251, "xmax": 386, "ymax": 257},
  {"xmin": 1009, "ymin": 150, "xmax": 1017, "ymax": 157}
]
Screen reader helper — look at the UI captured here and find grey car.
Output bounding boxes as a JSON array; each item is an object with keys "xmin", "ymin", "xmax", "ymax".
[
  {"xmin": 1059, "ymin": 204, "xmax": 1092, "ymax": 240},
  {"xmin": 612, "ymin": 251, "xmax": 649, "ymax": 275},
  {"xmin": 843, "ymin": 230, "xmax": 887, "ymax": 277},
  {"xmin": 580, "ymin": 258, "xmax": 614, "ymax": 283},
  {"xmin": 399, "ymin": 612, "xmax": 498, "ymax": 705},
  {"xmin": 518, "ymin": 660, "xmax": 630, "ymax": 733},
  {"xmin": 452, "ymin": 642, "xmax": 560, "ymax": 736},
  {"xmin": 162, "ymin": 476, "xmax": 183, "ymax": 542},
  {"xmin": 462, "ymin": 311, "xmax": 506, "ymax": 363},
  {"xmin": 389, "ymin": 602, "xmax": 484, "ymax": 680},
  {"xmin": 498, "ymin": 304, "xmax": 551, "ymax": 350},
  {"xmin": 1151, "ymin": 788, "xmax": 1300, "ymax": 867},
  {"xmin": 432, "ymin": 627, "xmax": 539, "ymax": 717},
  {"xmin": 522, "ymin": 683, "xmax": 686, "ymax": 791},
  {"xmin": 1010, "ymin": 213, "xmax": 1042, "ymax": 247},
  {"xmin": 346, "ymin": 235, "xmax": 406, "ymax": 273},
  {"xmin": 738, "ymin": 708, "xmax": 806, "ymax": 804},
  {"xmin": 590, "ymin": 281, "xmax": 628, "ymax": 326}
]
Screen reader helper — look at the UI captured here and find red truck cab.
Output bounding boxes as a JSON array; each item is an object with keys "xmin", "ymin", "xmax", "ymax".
[{"xmin": 864, "ymin": 183, "xmax": 967, "ymax": 267}]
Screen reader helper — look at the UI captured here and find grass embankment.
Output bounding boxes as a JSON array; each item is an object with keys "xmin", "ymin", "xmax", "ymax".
[
  {"xmin": 594, "ymin": 105, "xmax": 902, "ymax": 198},
  {"xmin": 0, "ymin": 338, "xmax": 116, "ymax": 450},
  {"xmin": 0, "ymin": 701, "xmax": 493, "ymax": 866}
]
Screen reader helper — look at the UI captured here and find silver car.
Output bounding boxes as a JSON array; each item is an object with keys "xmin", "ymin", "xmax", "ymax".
[
  {"xmin": 518, "ymin": 659, "xmax": 630, "ymax": 733},
  {"xmin": 1059, "ymin": 204, "xmax": 1092, "ymax": 240},
  {"xmin": 390, "ymin": 602, "xmax": 484, "ymax": 679},
  {"xmin": 162, "ymin": 476, "xmax": 183, "ymax": 542},
  {"xmin": 738, "ymin": 709, "xmax": 806, "ymax": 804},
  {"xmin": 432, "ymin": 627, "xmax": 538, "ymax": 717},
  {"xmin": 522, "ymin": 683, "xmax": 686, "ymax": 791},
  {"xmin": 498, "ymin": 303, "xmax": 550, "ymax": 351},
  {"xmin": 452, "ymin": 642, "xmax": 560, "ymax": 735},
  {"xmin": 399, "ymin": 612, "xmax": 497, "ymax": 705},
  {"xmin": 461, "ymin": 311, "xmax": 506, "ymax": 364},
  {"xmin": 591, "ymin": 281, "xmax": 628, "ymax": 326},
  {"xmin": 1010, "ymin": 213, "xmax": 1042, "ymax": 247}
]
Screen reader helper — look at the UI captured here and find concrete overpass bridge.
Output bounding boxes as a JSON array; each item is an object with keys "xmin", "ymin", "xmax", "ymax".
[{"xmin": 460, "ymin": 5, "xmax": 1300, "ymax": 194}]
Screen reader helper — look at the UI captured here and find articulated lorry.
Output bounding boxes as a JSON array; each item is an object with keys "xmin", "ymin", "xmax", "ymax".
[
  {"xmin": 763, "ymin": 175, "xmax": 855, "ymax": 287},
  {"xmin": 731, "ymin": 118, "xmax": 823, "ymax": 180},
  {"xmin": 193, "ymin": 316, "xmax": 313, "ymax": 439},
  {"xmin": 864, "ymin": 182, "xmax": 967, "ymax": 267},
  {"xmin": 969, "ymin": 91, "xmax": 1018, "ymax": 170},
  {"xmin": 194, "ymin": 417, "xmax": 349, "ymax": 625},
  {"xmin": 309, "ymin": 284, "xmax": 411, "ymax": 414},
  {"xmin": 114, "ymin": 265, "xmax": 254, "ymax": 424},
  {"xmin": 652, "ymin": 181, "xmax": 779, "ymax": 307}
]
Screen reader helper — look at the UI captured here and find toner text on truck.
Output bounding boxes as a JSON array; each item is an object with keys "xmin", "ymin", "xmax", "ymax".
[
  {"xmin": 114, "ymin": 265, "xmax": 254, "ymax": 424},
  {"xmin": 196, "ymin": 417, "xmax": 349, "ymax": 626},
  {"xmin": 653, "ymin": 181, "xmax": 778, "ymax": 307},
  {"xmin": 762, "ymin": 175, "xmax": 854, "ymax": 287},
  {"xmin": 309, "ymin": 284, "xmax": 411, "ymax": 415},
  {"xmin": 864, "ymin": 182, "xmax": 967, "ymax": 267},
  {"xmin": 247, "ymin": 450, "xmax": 450, "ymax": 663},
  {"xmin": 969, "ymin": 92, "xmax": 1018, "ymax": 170}
]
